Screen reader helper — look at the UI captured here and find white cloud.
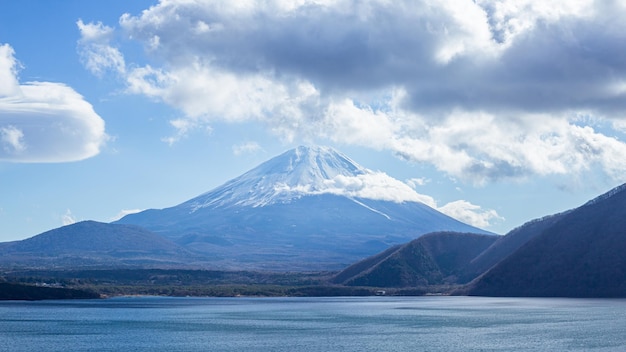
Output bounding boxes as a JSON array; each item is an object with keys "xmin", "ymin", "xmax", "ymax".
[
  {"xmin": 83, "ymin": 0, "xmax": 626, "ymax": 185},
  {"xmin": 123, "ymin": 62, "xmax": 322, "ymax": 145},
  {"xmin": 406, "ymin": 177, "xmax": 429, "ymax": 188},
  {"xmin": 322, "ymin": 98, "xmax": 398, "ymax": 149},
  {"xmin": 320, "ymin": 172, "xmax": 432, "ymax": 204},
  {"xmin": 612, "ymin": 120, "xmax": 626, "ymax": 134},
  {"xmin": 476, "ymin": 0, "xmax": 594, "ymax": 45},
  {"xmin": 270, "ymin": 169, "xmax": 439, "ymax": 206},
  {"xmin": 0, "ymin": 44, "xmax": 20, "ymax": 97},
  {"xmin": 111, "ymin": 209, "xmax": 144, "ymax": 222},
  {"xmin": 233, "ymin": 141, "xmax": 262, "ymax": 156},
  {"xmin": 0, "ymin": 44, "xmax": 108, "ymax": 163},
  {"xmin": 273, "ymin": 170, "xmax": 501, "ymax": 228},
  {"xmin": 384, "ymin": 111, "xmax": 626, "ymax": 185},
  {"xmin": 62, "ymin": 209, "xmax": 77, "ymax": 226},
  {"xmin": 438, "ymin": 200, "xmax": 504, "ymax": 229},
  {"xmin": 77, "ymin": 20, "xmax": 125, "ymax": 77},
  {"xmin": 1, "ymin": 125, "xmax": 26, "ymax": 154},
  {"xmin": 161, "ymin": 118, "xmax": 199, "ymax": 146}
]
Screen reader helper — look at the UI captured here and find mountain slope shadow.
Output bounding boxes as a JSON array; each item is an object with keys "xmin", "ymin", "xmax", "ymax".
[
  {"xmin": 466, "ymin": 184, "xmax": 626, "ymax": 297},
  {"xmin": 332, "ymin": 232, "xmax": 497, "ymax": 287}
]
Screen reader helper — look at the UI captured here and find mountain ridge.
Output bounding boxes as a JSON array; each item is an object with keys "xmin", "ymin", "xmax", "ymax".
[
  {"xmin": 466, "ymin": 182, "xmax": 626, "ymax": 297},
  {"xmin": 0, "ymin": 221, "xmax": 199, "ymax": 268}
]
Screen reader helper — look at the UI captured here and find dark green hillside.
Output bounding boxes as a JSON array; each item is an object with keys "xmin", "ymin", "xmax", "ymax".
[
  {"xmin": 1, "ymin": 269, "xmax": 374, "ymax": 298},
  {"xmin": 0, "ymin": 282, "xmax": 99, "ymax": 300},
  {"xmin": 331, "ymin": 244, "xmax": 401, "ymax": 284},
  {"xmin": 468, "ymin": 184, "xmax": 626, "ymax": 297},
  {"xmin": 333, "ymin": 232, "xmax": 497, "ymax": 288},
  {"xmin": 344, "ymin": 241, "xmax": 440, "ymax": 287},
  {"xmin": 419, "ymin": 232, "xmax": 499, "ymax": 283},
  {"xmin": 460, "ymin": 212, "xmax": 568, "ymax": 282}
]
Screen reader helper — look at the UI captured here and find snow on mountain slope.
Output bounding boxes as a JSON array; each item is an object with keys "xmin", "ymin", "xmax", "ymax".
[{"xmin": 184, "ymin": 145, "xmax": 426, "ymax": 211}]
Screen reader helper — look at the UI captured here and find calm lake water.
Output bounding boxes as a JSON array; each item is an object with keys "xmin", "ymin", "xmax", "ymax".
[{"xmin": 1, "ymin": 296, "xmax": 625, "ymax": 351}]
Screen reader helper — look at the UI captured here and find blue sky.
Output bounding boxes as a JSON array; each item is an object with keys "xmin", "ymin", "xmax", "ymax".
[{"xmin": 2, "ymin": 0, "xmax": 626, "ymax": 242}]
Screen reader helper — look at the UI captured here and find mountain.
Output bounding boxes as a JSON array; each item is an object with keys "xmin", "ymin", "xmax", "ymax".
[
  {"xmin": 332, "ymin": 232, "xmax": 497, "ymax": 287},
  {"xmin": 466, "ymin": 183, "xmax": 626, "ymax": 297},
  {"xmin": 116, "ymin": 146, "xmax": 492, "ymax": 270},
  {"xmin": 331, "ymin": 182, "xmax": 626, "ymax": 297},
  {"xmin": 0, "ymin": 221, "xmax": 198, "ymax": 268},
  {"xmin": 459, "ymin": 212, "xmax": 568, "ymax": 282}
]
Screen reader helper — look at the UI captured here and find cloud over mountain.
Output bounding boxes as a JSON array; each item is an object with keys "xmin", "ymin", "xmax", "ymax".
[
  {"xmin": 192, "ymin": 145, "xmax": 501, "ymax": 228},
  {"xmin": 0, "ymin": 44, "xmax": 107, "ymax": 163},
  {"xmin": 78, "ymin": 0, "xmax": 626, "ymax": 184}
]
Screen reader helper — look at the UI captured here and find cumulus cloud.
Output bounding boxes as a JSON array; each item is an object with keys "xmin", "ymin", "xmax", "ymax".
[
  {"xmin": 0, "ymin": 45, "xmax": 21, "ymax": 97},
  {"xmin": 0, "ymin": 44, "xmax": 108, "ymax": 162},
  {"xmin": 319, "ymin": 172, "xmax": 433, "ymax": 204},
  {"xmin": 438, "ymin": 200, "xmax": 504, "ymax": 229},
  {"xmin": 81, "ymin": 0, "xmax": 626, "ymax": 184},
  {"xmin": 322, "ymin": 172, "xmax": 502, "ymax": 228},
  {"xmin": 273, "ymin": 170, "xmax": 500, "ymax": 228},
  {"xmin": 62, "ymin": 209, "xmax": 77, "ymax": 226},
  {"xmin": 76, "ymin": 20, "xmax": 125, "ymax": 77}
]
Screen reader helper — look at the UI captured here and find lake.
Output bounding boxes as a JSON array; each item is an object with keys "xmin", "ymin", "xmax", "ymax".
[{"xmin": 1, "ymin": 296, "xmax": 625, "ymax": 351}]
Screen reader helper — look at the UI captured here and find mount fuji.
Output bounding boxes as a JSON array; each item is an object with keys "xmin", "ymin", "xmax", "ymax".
[{"xmin": 116, "ymin": 146, "xmax": 493, "ymax": 270}]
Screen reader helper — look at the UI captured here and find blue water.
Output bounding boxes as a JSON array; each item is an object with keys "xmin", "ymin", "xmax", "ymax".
[{"xmin": 1, "ymin": 296, "xmax": 625, "ymax": 351}]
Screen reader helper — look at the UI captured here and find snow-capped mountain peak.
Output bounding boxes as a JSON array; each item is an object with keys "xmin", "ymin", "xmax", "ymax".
[
  {"xmin": 265, "ymin": 145, "xmax": 367, "ymax": 190},
  {"xmin": 115, "ymin": 145, "xmax": 494, "ymax": 270},
  {"xmin": 184, "ymin": 145, "xmax": 424, "ymax": 210}
]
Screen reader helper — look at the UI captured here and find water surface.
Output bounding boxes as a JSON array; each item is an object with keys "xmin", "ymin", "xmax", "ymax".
[{"xmin": 1, "ymin": 296, "xmax": 625, "ymax": 351}]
